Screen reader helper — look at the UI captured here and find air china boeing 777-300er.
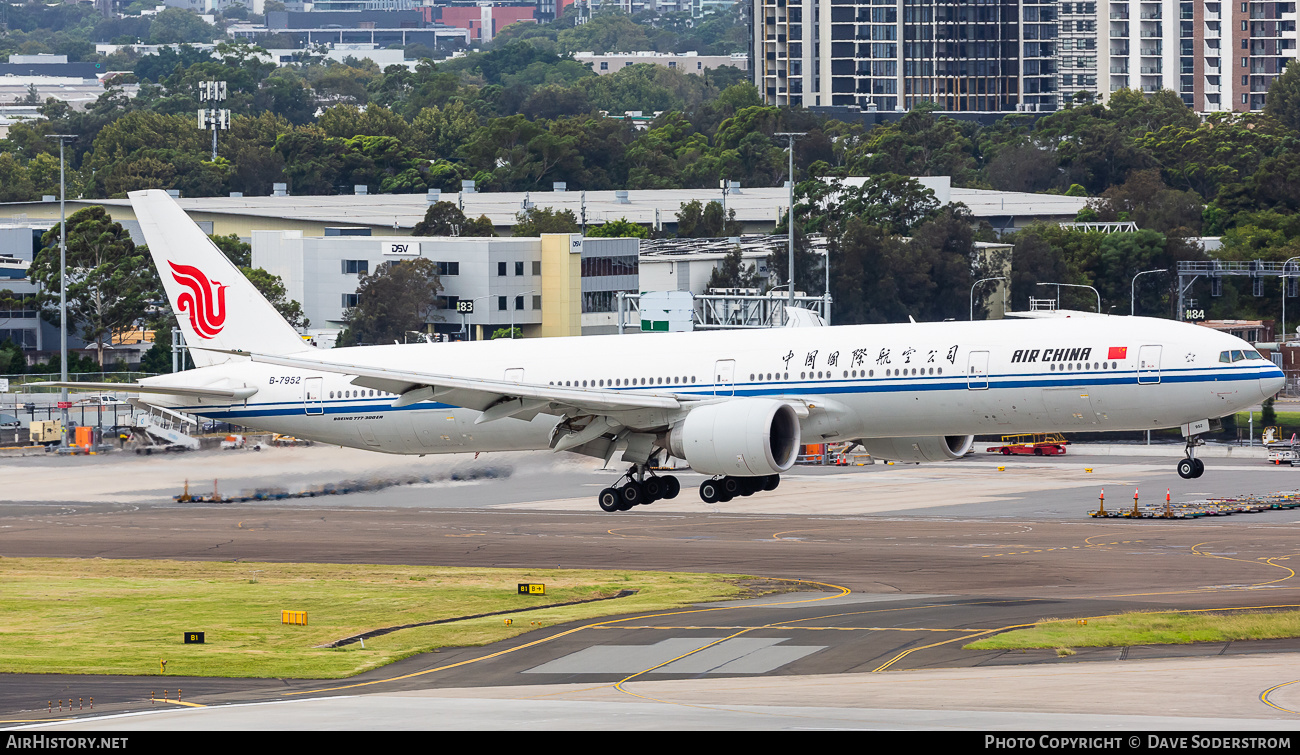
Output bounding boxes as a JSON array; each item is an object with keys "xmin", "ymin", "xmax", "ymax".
[{"xmin": 42, "ymin": 190, "xmax": 1286, "ymax": 512}]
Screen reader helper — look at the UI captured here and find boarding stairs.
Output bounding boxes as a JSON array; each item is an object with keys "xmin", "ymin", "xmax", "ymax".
[{"xmin": 132, "ymin": 404, "xmax": 201, "ymax": 450}]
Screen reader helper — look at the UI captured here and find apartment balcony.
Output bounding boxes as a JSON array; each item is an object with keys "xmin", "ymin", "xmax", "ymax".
[
  {"xmin": 1141, "ymin": 12, "xmax": 1163, "ymax": 19},
  {"xmin": 1140, "ymin": 65, "xmax": 1163, "ymax": 73},
  {"xmin": 1141, "ymin": 46, "xmax": 1162, "ymax": 55},
  {"xmin": 1141, "ymin": 84, "xmax": 1162, "ymax": 92},
  {"xmin": 1111, "ymin": 12, "xmax": 1130, "ymax": 19},
  {"xmin": 1140, "ymin": 30, "xmax": 1163, "ymax": 38},
  {"xmin": 1112, "ymin": 30, "xmax": 1131, "ymax": 37},
  {"xmin": 1110, "ymin": 64, "xmax": 1130, "ymax": 72}
]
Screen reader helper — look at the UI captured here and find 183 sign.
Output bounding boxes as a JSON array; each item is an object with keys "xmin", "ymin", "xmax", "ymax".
[{"xmin": 456, "ymin": 300, "xmax": 474, "ymax": 314}]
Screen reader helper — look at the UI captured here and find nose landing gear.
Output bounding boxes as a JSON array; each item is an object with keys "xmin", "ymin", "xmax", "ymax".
[
  {"xmin": 1177, "ymin": 436, "xmax": 1205, "ymax": 479},
  {"xmin": 597, "ymin": 465, "xmax": 680, "ymax": 512}
]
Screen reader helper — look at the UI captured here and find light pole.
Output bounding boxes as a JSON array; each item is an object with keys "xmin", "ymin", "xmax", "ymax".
[
  {"xmin": 970, "ymin": 276, "xmax": 1007, "ymax": 321},
  {"xmin": 46, "ymin": 134, "xmax": 75, "ymax": 448},
  {"xmin": 817, "ymin": 248, "xmax": 832, "ymax": 325},
  {"xmin": 1037, "ymin": 282, "xmax": 1101, "ymax": 313},
  {"xmin": 1130, "ymin": 268, "xmax": 1168, "ymax": 316},
  {"xmin": 1283, "ymin": 256, "xmax": 1300, "ymax": 344},
  {"xmin": 458, "ymin": 294, "xmax": 490, "ymax": 341},
  {"xmin": 773, "ymin": 132, "xmax": 806, "ymax": 315},
  {"xmin": 510, "ymin": 290, "xmax": 536, "ymax": 339}
]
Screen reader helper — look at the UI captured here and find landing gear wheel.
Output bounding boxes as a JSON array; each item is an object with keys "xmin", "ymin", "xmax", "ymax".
[
  {"xmin": 721, "ymin": 476, "xmax": 742, "ymax": 497},
  {"xmin": 598, "ymin": 487, "xmax": 622, "ymax": 512},
  {"xmin": 1177, "ymin": 458, "xmax": 1196, "ymax": 479},
  {"xmin": 699, "ymin": 479, "xmax": 721, "ymax": 503},
  {"xmin": 1193, "ymin": 458, "xmax": 1204, "ymax": 478},
  {"xmin": 764, "ymin": 474, "xmax": 780, "ymax": 491},
  {"xmin": 642, "ymin": 477, "xmax": 663, "ymax": 502},
  {"xmin": 739, "ymin": 477, "xmax": 758, "ymax": 496},
  {"xmin": 620, "ymin": 481, "xmax": 645, "ymax": 508},
  {"xmin": 662, "ymin": 476, "xmax": 680, "ymax": 499}
]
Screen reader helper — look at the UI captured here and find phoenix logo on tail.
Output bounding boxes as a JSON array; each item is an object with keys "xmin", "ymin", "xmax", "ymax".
[{"xmin": 169, "ymin": 261, "xmax": 228, "ymax": 339}]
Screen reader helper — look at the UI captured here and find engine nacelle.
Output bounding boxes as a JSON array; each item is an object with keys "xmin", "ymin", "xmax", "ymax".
[
  {"xmin": 855, "ymin": 435, "xmax": 974, "ymax": 463},
  {"xmin": 668, "ymin": 399, "xmax": 801, "ymax": 476}
]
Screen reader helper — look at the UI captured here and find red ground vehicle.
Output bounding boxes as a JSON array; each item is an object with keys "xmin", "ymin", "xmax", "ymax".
[{"xmin": 986, "ymin": 433, "xmax": 1069, "ymax": 456}]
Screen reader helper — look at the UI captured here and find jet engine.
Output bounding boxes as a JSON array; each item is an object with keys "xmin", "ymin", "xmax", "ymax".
[
  {"xmin": 855, "ymin": 435, "xmax": 974, "ymax": 463},
  {"xmin": 668, "ymin": 399, "xmax": 801, "ymax": 476}
]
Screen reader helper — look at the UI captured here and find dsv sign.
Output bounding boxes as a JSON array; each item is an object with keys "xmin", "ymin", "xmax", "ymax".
[{"xmin": 382, "ymin": 241, "xmax": 420, "ymax": 256}]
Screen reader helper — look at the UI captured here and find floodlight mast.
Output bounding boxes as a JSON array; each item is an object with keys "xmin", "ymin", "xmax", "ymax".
[
  {"xmin": 774, "ymin": 132, "xmax": 806, "ymax": 316},
  {"xmin": 45, "ymin": 134, "xmax": 75, "ymax": 448}
]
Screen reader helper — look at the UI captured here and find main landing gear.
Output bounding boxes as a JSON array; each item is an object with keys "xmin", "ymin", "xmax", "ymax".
[
  {"xmin": 698, "ymin": 474, "xmax": 780, "ymax": 503},
  {"xmin": 597, "ymin": 465, "xmax": 681, "ymax": 512},
  {"xmin": 1177, "ymin": 435, "xmax": 1205, "ymax": 479}
]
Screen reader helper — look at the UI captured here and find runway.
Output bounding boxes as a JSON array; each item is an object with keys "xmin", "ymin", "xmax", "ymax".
[{"xmin": 3, "ymin": 446, "xmax": 1300, "ymax": 729}]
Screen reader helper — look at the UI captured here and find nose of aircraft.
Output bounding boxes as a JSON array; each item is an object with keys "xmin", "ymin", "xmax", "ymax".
[{"xmin": 1262, "ymin": 367, "xmax": 1286, "ymax": 399}]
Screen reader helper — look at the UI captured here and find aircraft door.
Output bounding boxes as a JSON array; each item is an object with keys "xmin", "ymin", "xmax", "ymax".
[
  {"xmin": 714, "ymin": 359, "xmax": 736, "ymax": 396},
  {"xmin": 967, "ymin": 351, "xmax": 990, "ymax": 390},
  {"xmin": 303, "ymin": 377, "xmax": 323, "ymax": 415},
  {"xmin": 505, "ymin": 368, "xmax": 524, "ymax": 382},
  {"xmin": 1138, "ymin": 345, "xmax": 1162, "ymax": 384}
]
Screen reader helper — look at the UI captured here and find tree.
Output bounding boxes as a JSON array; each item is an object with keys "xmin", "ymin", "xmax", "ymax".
[
  {"xmin": 412, "ymin": 201, "xmax": 497, "ymax": 237},
  {"xmin": 210, "ymin": 233, "xmax": 251, "ymax": 268},
  {"xmin": 1265, "ymin": 62, "xmax": 1300, "ymax": 134},
  {"xmin": 148, "ymin": 8, "xmax": 220, "ymax": 44},
  {"xmin": 240, "ymin": 267, "xmax": 309, "ymax": 329},
  {"xmin": 336, "ymin": 259, "xmax": 442, "ymax": 346},
  {"xmin": 30, "ymin": 207, "xmax": 153, "ymax": 367},
  {"xmin": 676, "ymin": 200, "xmax": 741, "ymax": 238},
  {"xmin": 586, "ymin": 217, "xmax": 649, "ymax": 238},
  {"xmin": 512, "ymin": 206, "xmax": 579, "ymax": 236},
  {"xmin": 706, "ymin": 246, "xmax": 759, "ymax": 290}
]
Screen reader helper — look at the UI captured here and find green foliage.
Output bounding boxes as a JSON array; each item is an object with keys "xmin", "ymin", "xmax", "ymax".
[
  {"xmin": 210, "ymin": 233, "xmax": 251, "ymax": 268},
  {"xmin": 412, "ymin": 201, "xmax": 497, "ymax": 237},
  {"xmin": 490, "ymin": 327, "xmax": 522, "ymax": 340},
  {"xmin": 705, "ymin": 246, "xmax": 759, "ymax": 290},
  {"xmin": 31, "ymin": 207, "xmax": 155, "ymax": 366},
  {"xmin": 512, "ymin": 206, "xmax": 580, "ymax": 236},
  {"xmin": 241, "ymin": 267, "xmax": 309, "ymax": 329},
  {"xmin": 336, "ymin": 259, "xmax": 442, "ymax": 346},
  {"xmin": 586, "ymin": 218, "xmax": 649, "ymax": 238}
]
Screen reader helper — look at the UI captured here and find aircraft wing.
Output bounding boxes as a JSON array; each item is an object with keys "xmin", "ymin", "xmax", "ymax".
[
  {"xmin": 26, "ymin": 381, "xmax": 259, "ymax": 400},
  {"xmin": 221, "ymin": 350, "xmax": 684, "ymax": 420}
]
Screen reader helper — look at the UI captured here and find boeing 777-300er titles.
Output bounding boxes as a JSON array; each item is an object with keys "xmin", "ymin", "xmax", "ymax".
[{"xmin": 39, "ymin": 190, "xmax": 1286, "ymax": 512}]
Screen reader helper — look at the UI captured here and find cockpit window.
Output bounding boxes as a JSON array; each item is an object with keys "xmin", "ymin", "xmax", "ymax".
[
  {"xmin": 1231, "ymin": 350, "xmax": 1245, "ymax": 362},
  {"xmin": 1244, "ymin": 350, "xmax": 1262, "ymax": 360},
  {"xmin": 1220, "ymin": 351, "xmax": 1231, "ymax": 363}
]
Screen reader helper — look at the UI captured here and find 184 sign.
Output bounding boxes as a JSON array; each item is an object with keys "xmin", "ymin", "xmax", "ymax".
[{"xmin": 1184, "ymin": 308, "xmax": 1206, "ymax": 322}]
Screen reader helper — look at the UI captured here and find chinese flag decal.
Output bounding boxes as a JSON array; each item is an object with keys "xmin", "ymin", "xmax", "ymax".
[{"xmin": 1108, "ymin": 346, "xmax": 1128, "ymax": 360}]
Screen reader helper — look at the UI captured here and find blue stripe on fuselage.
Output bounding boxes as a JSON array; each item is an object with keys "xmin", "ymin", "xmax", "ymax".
[{"xmin": 188, "ymin": 366, "xmax": 1276, "ymax": 420}]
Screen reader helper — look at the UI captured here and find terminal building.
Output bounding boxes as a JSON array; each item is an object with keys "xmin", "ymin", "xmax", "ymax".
[{"xmin": 252, "ymin": 230, "xmax": 640, "ymax": 341}]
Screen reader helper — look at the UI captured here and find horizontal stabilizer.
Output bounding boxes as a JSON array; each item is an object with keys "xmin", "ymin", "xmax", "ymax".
[{"xmin": 27, "ymin": 381, "xmax": 258, "ymax": 400}]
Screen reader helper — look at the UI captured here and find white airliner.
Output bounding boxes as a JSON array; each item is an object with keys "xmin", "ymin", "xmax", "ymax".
[{"xmin": 43, "ymin": 191, "xmax": 1286, "ymax": 511}]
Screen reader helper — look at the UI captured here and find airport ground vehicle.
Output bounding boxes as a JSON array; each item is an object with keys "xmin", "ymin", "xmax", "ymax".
[
  {"xmin": 986, "ymin": 433, "xmax": 1069, "ymax": 456},
  {"xmin": 29, "ymin": 419, "xmax": 63, "ymax": 445},
  {"xmin": 0, "ymin": 412, "xmax": 19, "ymax": 430},
  {"xmin": 1263, "ymin": 426, "xmax": 1299, "ymax": 465}
]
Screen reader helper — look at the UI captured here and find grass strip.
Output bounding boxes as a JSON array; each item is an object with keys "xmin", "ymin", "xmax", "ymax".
[
  {"xmin": 0, "ymin": 557, "xmax": 759, "ymax": 678},
  {"xmin": 965, "ymin": 610, "xmax": 1300, "ymax": 650}
]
